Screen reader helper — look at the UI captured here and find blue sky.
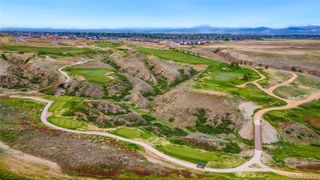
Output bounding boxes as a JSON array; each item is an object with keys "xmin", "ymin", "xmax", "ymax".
[{"xmin": 1, "ymin": 0, "xmax": 319, "ymax": 28}]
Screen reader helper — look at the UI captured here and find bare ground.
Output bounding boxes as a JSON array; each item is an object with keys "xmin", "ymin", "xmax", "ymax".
[{"xmin": 154, "ymin": 83, "xmax": 243, "ymax": 128}]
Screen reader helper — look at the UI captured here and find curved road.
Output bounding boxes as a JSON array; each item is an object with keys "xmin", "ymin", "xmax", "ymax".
[{"xmin": 9, "ymin": 62, "xmax": 320, "ymax": 178}]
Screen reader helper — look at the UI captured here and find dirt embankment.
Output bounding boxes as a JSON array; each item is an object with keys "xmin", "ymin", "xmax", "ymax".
[
  {"xmin": 0, "ymin": 52, "xmax": 63, "ymax": 90},
  {"xmin": 154, "ymin": 84, "xmax": 243, "ymax": 128}
]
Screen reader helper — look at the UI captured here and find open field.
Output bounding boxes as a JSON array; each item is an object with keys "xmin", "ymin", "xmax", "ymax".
[
  {"xmin": 188, "ymin": 40, "xmax": 320, "ymax": 76},
  {"xmin": 156, "ymin": 144, "xmax": 245, "ymax": 168},
  {"xmin": 273, "ymin": 74, "xmax": 320, "ymax": 100},
  {"xmin": 96, "ymin": 41, "xmax": 121, "ymax": 48},
  {"xmin": 139, "ymin": 47, "xmax": 217, "ymax": 65},
  {"xmin": 0, "ymin": 45, "xmax": 99, "ymax": 58},
  {"xmin": 65, "ymin": 67, "xmax": 114, "ymax": 84}
]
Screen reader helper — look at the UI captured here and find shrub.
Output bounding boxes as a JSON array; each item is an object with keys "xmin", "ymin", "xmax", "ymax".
[
  {"xmin": 223, "ymin": 142, "xmax": 241, "ymax": 154},
  {"xmin": 141, "ymin": 114, "xmax": 156, "ymax": 122}
]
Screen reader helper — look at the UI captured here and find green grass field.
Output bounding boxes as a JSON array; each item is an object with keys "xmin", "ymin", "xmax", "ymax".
[
  {"xmin": 266, "ymin": 141, "xmax": 320, "ymax": 163},
  {"xmin": 194, "ymin": 66, "xmax": 285, "ymax": 107},
  {"xmin": 46, "ymin": 96, "xmax": 88, "ymax": 129},
  {"xmin": 48, "ymin": 116, "xmax": 86, "ymax": 130},
  {"xmin": 113, "ymin": 127, "xmax": 152, "ymax": 139},
  {"xmin": 156, "ymin": 144, "xmax": 244, "ymax": 168},
  {"xmin": 65, "ymin": 67, "xmax": 114, "ymax": 84},
  {"xmin": 96, "ymin": 41, "xmax": 121, "ymax": 48},
  {"xmin": 139, "ymin": 47, "xmax": 218, "ymax": 65},
  {"xmin": 0, "ymin": 45, "xmax": 98, "ymax": 58}
]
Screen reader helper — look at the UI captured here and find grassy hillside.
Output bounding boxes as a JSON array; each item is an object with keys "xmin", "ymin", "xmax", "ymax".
[{"xmin": 139, "ymin": 47, "xmax": 285, "ymax": 107}]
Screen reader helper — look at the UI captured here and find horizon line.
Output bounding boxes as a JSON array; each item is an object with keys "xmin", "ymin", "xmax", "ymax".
[{"xmin": 1, "ymin": 24, "xmax": 320, "ymax": 30}]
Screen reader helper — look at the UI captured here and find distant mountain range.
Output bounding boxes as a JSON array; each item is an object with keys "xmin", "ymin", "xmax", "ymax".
[{"xmin": 1, "ymin": 25, "xmax": 320, "ymax": 35}]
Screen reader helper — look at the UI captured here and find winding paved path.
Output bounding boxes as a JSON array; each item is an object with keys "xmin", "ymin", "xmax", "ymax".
[{"xmin": 8, "ymin": 62, "xmax": 320, "ymax": 178}]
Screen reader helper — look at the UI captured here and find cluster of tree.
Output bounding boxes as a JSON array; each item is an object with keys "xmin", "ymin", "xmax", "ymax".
[{"xmin": 6, "ymin": 31, "xmax": 320, "ymax": 41}]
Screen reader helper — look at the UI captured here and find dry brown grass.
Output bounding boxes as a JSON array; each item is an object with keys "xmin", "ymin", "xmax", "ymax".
[{"xmin": 186, "ymin": 40, "xmax": 320, "ymax": 75}]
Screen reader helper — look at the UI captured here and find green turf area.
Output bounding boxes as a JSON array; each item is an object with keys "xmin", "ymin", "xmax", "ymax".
[
  {"xmin": 194, "ymin": 66, "xmax": 285, "ymax": 107},
  {"xmin": 213, "ymin": 72, "xmax": 243, "ymax": 81},
  {"xmin": 0, "ymin": 45, "xmax": 98, "ymax": 58},
  {"xmin": 0, "ymin": 168, "xmax": 28, "ymax": 180},
  {"xmin": 266, "ymin": 141, "xmax": 320, "ymax": 163},
  {"xmin": 139, "ymin": 47, "xmax": 217, "ymax": 65},
  {"xmin": 46, "ymin": 96, "xmax": 88, "ymax": 129},
  {"xmin": 65, "ymin": 67, "xmax": 114, "ymax": 84},
  {"xmin": 156, "ymin": 144, "xmax": 244, "ymax": 168},
  {"xmin": 264, "ymin": 99, "xmax": 320, "ymax": 133},
  {"xmin": 48, "ymin": 116, "xmax": 86, "ymax": 130},
  {"xmin": 96, "ymin": 41, "xmax": 121, "ymax": 48},
  {"xmin": 113, "ymin": 127, "xmax": 152, "ymax": 139}
]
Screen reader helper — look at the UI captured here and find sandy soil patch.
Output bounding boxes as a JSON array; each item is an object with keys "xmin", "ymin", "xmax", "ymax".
[
  {"xmin": 239, "ymin": 102, "xmax": 260, "ymax": 140},
  {"xmin": 0, "ymin": 141, "xmax": 68, "ymax": 179},
  {"xmin": 75, "ymin": 75, "xmax": 86, "ymax": 81},
  {"xmin": 105, "ymin": 71, "xmax": 115, "ymax": 80},
  {"xmin": 239, "ymin": 101, "xmax": 260, "ymax": 120},
  {"xmin": 239, "ymin": 119, "xmax": 279, "ymax": 144},
  {"xmin": 261, "ymin": 120, "xmax": 279, "ymax": 143}
]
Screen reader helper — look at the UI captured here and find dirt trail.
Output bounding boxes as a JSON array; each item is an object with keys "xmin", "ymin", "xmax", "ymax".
[{"xmin": 238, "ymin": 66, "xmax": 320, "ymax": 178}]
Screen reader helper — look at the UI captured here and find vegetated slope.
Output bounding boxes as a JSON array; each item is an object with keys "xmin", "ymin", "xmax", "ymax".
[{"xmin": 0, "ymin": 97, "xmax": 191, "ymax": 178}]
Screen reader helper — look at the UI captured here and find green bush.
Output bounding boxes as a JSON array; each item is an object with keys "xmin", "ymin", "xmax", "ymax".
[
  {"xmin": 223, "ymin": 142, "xmax": 241, "ymax": 154},
  {"xmin": 141, "ymin": 114, "xmax": 156, "ymax": 122}
]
